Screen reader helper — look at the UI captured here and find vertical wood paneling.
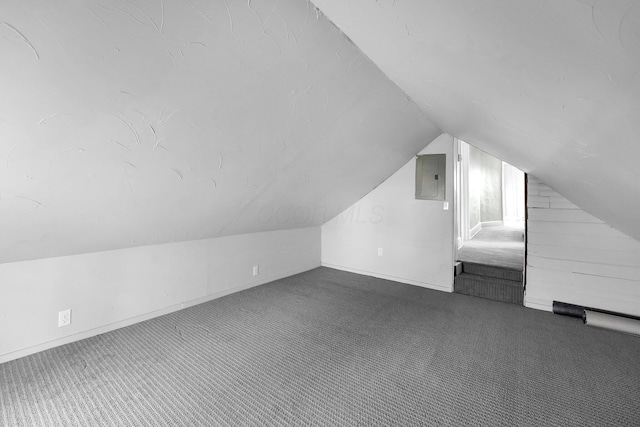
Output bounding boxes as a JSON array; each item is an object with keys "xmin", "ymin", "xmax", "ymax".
[{"xmin": 525, "ymin": 177, "xmax": 640, "ymax": 315}]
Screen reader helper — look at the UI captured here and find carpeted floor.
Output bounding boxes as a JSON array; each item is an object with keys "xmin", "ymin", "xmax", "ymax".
[
  {"xmin": 458, "ymin": 225, "xmax": 525, "ymax": 270},
  {"xmin": 2, "ymin": 267, "xmax": 639, "ymax": 426}
]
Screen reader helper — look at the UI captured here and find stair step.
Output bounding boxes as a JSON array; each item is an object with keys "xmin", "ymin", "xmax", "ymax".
[
  {"xmin": 461, "ymin": 261, "xmax": 523, "ymax": 282},
  {"xmin": 454, "ymin": 273, "xmax": 523, "ymax": 305}
]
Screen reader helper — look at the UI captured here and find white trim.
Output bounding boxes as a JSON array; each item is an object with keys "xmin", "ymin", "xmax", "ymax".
[
  {"xmin": 321, "ymin": 262, "xmax": 453, "ymax": 293},
  {"xmin": 469, "ymin": 220, "xmax": 505, "ymax": 240},
  {"xmin": 469, "ymin": 222, "xmax": 482, "ymax": 239},
  {"xmin": 524, "ymin": 295, "xmax": 553, "ymax": 312},
  {"xmin": 0, "ymin": 262, "xmax": 320, "ymax": 365},
  {"xmin": 481, "ymin": 220, "xmax": 503, "ymax": 228},
  {"xmin": 501, "ymin": 160, "xmax": 505, "ymax": 222},
  {"xmin": 453, "ymin": 139, "xmax": 461, "ymax": 255},
  {"xmin": 461, "ymin": 141, "xmax": 470, "ymax": 242}
]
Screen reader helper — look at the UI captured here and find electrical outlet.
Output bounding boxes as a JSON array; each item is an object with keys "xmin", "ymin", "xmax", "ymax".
[
  {"xmin": 58, "ymin": 309, "xmax": 71, "ymax": 327},
  {"xmin": 443, "ymin": 201, "xmax": 449, "ymax": 210},
  {"xmin": 252, "ymin": 265, "xmax": 259, "ymax": 277},
  {"xmin": 377, "ymin": 248, "xmax": 383, "ymax": 256}
]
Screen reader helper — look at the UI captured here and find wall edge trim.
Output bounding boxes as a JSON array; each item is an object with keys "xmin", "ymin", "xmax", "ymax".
[
  {"xmin": 321, "ymin": 262, "xmax": 452, "ymax": 292},
  {"xmin": 469, "ymin": 222, "xmax": 482, "ymax": 239},
  {"xmin": 524, "ymin": 295, "xmax": 553, "ymax": 312}
]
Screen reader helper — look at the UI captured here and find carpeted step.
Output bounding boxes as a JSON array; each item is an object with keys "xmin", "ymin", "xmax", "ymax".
[
  {"xmin": 454, "ymin": 273, "xmax": 523, "ymax": 305},
  {"xmin": 461, "ymin": 261, "xmax": 523, "ymax": 282}
]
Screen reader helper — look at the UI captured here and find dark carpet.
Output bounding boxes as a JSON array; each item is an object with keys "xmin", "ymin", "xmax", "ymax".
[
  {"xmin": 458, "ymin": 225, "xmax": 525, "ymax": 270},
  {"xmin": 2, "ymin": 267, "xmax": 639, "ymax": 426}
]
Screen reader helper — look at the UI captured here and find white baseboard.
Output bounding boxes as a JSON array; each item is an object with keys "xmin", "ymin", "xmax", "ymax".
[
  {"xmin": 469, "ymin": 222, "xmax": 482, "ymax": 239},
  {"xmin": 524, "ymin": 294, "xmax": 553, "ymax": 312},
  {"xmin": 321, "ymin": 262, "xmax": 452, "ymax": 293},
  {"xmin": 467, "ymin": 220, "xmax": 507, "ymax": 241},
  {"xmin": 481, "ymin": 220, "xmax": 503, "ymax": 228},
  {"xmin": 0, "ymin": 262, "xmax": 320, "ymax": 365}
]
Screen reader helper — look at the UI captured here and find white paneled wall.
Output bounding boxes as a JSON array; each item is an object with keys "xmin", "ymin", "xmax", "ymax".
[{"xmin": 525, "ymin": 177, "xmax": 640, "ymax": 315}]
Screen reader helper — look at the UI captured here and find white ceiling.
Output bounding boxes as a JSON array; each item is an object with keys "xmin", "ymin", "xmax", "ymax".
[
  {"xmin": 2, "ymin": 0, "xmax": 639, "ymax": 264},
  {"xmin": 313, "ymin": 0, "xmax": 640, "ymax": 240},
  {"xmin": 0, "ymin": 0, "xmax": 439, "ymax": 263}
]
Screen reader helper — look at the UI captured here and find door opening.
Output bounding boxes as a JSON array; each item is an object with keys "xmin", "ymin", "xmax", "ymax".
[{"xmin": 453, "ymin": 139, "xmax": 526, "ymax": 305}]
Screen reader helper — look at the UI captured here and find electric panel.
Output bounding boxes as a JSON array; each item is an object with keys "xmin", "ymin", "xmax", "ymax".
[{"xmin": 416, "ymin": 154, "xmax": 446, "ymax": 201}]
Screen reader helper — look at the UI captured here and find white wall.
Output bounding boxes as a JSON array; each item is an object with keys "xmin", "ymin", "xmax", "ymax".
[
  {"xmin": 468, "ymin": 145, "xmax": 503, "ymax": 225},
  {"xmin": 0, "ymin": 228, "xmax": 320, "ymax": 363},
  {"xmin": 525, "ymin": 177, "xmax": 640, "ymax": 316},
  {"xmin": 502, "ymin": 162, "xmax": 525, "ymax": 228},
  {"xmin": 321, "ymin": 134, "xmax": 454, "ymax": 291}
]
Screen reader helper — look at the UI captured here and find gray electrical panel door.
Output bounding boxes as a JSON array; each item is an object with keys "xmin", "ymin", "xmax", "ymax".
[{"xmin": 416, "ymin": 154, "xmax": 446, "ymax": 200}]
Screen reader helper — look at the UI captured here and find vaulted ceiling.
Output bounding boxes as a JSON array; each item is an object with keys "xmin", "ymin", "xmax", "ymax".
[
  {"xmin": 314, "ymin": 0, "xmax": 640, "ymax": 241},
  {"xmin": 0, "ymin": 0, "xmax": 439, "ymax": 263},
  {"xmin": 1, "ymin": 0, "xmax": 639, "ymax": 263}
]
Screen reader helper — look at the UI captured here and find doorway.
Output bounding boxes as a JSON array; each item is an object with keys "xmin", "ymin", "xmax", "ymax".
[{"xmin": 453, "ymin": 139, "xmax": 526, "ymax": 304}]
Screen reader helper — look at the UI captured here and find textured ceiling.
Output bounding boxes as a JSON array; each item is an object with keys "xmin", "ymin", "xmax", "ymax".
[
  {"xmin": 4, "ymin": 0, "xmax": 639, "ymax": 264},
  {"xmin": 313, "ymin": 0, "xmax": 640, "ymax": 241},
  {"xmin": 0, "ymin": 0, "xmax": 440, "ymax": 263}
]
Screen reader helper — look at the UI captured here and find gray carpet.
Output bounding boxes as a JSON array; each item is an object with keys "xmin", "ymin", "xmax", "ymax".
[
  {"xmin": 2, "ymin": 267, "xmax": 640, "ymax": 426},
  {"xmin": 458, "ymin": 225, "xmax": 525, "ymax": 270}
]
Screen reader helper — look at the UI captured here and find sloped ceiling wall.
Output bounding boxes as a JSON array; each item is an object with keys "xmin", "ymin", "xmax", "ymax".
[
  {"xmin": 313, "ymin": 0, "xmax": 640, "ymax": 241},
  {"xmin": 0, "ymin": 0, "xmax": 440, "ymax": 263}
]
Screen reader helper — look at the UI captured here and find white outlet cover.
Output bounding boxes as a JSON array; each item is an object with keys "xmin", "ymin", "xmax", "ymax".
[
  {"xmin": 443, "ymin": 201, "xmax": 449, "ymax": 210},
  {"xmin": 58, "ymin": 309, "xmax": 71, "ymax": 327},
  {"xmin": 252, "ymin": 265, "xmax": 259, "ymax": 276},
  {"xmin": 377, "ymin": 248, "xmax": 383, "ymax": 256}
]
